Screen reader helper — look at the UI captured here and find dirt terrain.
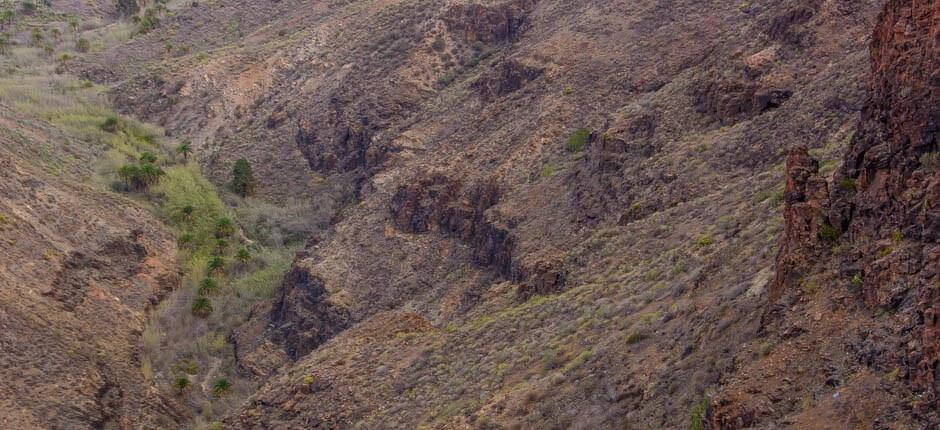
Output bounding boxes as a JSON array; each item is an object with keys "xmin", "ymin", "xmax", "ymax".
[{"xmin": 0, "ymin": 0, "xmax": 936, "ymax": 428}]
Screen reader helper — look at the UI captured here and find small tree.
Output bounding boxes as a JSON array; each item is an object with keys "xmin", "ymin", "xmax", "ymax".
[
  {"xmin": 175, "ymin": 142, "xmax": 192, "ymax": 161},
  {"xmin": 230, "ymin": 158, "xmax": 256, "ymax": 197}
]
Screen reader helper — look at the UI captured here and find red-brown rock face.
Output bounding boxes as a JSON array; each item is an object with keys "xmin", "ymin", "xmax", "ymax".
[
  {"xmin": 770, "ymin": 146, "xmax": 831, "ymax": 302},
  {"xmin": 832, "ymin": 0, "xmax": 939, "ymax": 402},
  {"xmin": 769, "ymin": 0, "xmax": 939, "ymax": 416}
]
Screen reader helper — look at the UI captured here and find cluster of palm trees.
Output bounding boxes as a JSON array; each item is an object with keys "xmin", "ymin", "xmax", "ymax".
[{"xmin": 117, "ymin": 152, "xmax": 166, "ymax": 191}]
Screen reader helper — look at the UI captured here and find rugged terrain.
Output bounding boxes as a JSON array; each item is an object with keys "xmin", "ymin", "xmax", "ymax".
[{"xmin": 0, "ymin": 0, "xmax": 937, "ymax": 428}]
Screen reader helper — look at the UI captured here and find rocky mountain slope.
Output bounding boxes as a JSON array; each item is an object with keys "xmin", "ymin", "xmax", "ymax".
[
  {"xmin": 0, "ymin": 83, "xmax": 183, "ymax": 427},
  {"xmin": 1, "ymin": 0, "xmax": 936, "ymax": 428}
]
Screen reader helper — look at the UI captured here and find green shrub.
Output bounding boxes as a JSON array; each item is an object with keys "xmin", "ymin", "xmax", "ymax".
[
  {"xmin": 214, "ymin": 217, "xmax": 236, "ymax": 238},
  {"xmin": 100, "ymin": 116, "xmax": 121, "ymax": 133},
  {"xmin": 566, "ymin": 128, "xmax": 591, "ymax": 153},
  {"xmin": 139, "ymin": 152, "xmax": 158, "ymax": 163},
  {"xmin": 235, "ymin": 248, "xmax": 251, "ymax": 263},
  {"xmin": 207, "ymin": 256, "xmax": 225, "ymax": 274},
  {"xmin": 175, "ymin": 142, "xmax": 192, "ymax": 161},
  {"xmin": 191, "ymin": 297, "xmax": 212, "ymax": 317},
  {"xmin": 181, "ymin": 205, "xmax": 194, "ymax": 217},
  {"xmin": 212, "ymin": 378, "xmax": 232, "ymax": 397},
  {"xmin": 818, "ymin": 223, "xmax": 840, "ymax": 242},
  {"xmin": 173, "ymin": 376, "xmax": 191, "ymax": 395},
  {"xmin": 625, "ymin": 331, "xmax": 646, "ymax": 345},
  {"xmin": 851, "ymin": 273, "xmax": 863, "ymax": 287},
  {"xmin": 215, "ymin": 238, "xmax": 229, "ymax": 255},
  {"xmin": 696, "ymin": 234, "xmax": 715, "ymax": 247},
  {"xmin": 839, "ymin": 177, "xmax": 857, "ymax": 192},
  {"xmin": 231, "ymin": 158, "xmax": 256, "ymax": 197},
  {"xmin": 177, "ymin": 233, "xmax": 195, "ymax": 247},
  {"xmin": 690, "ymin": 398, "xmax": 710, "ymax": 430}
]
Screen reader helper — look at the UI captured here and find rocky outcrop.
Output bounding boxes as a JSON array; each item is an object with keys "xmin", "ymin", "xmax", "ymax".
[
  {"xmin": 830, "ymin": 0, "xmax": 939, "ymax": 406},
  {"xmin": 762, "ymin": 3, "xmax": 819, "ymax": 46},
  {"xmin": 769, "ymin": 146, "xmax": 831, "ymax": 302},
  {"xmin": 471, "ymin": 59, "xmax": 544, "ymax": 102},
  {"xmin": 692, "ymin": 77, "xmax": 792, "ymax": 125},
  {"xmin": 765, "ymin": 0, "xmax": 939, "ymax": 416},
  {"xmin": 390, "ymin": 174, "xmax": 516, "ymax": 278},
  {"xmin": 269, "ymin": 265, "xmax": 350, "ymax": 360},
  {"xmin": 443, "ymin": 0, "xmax": 537, "ymax": 44}
]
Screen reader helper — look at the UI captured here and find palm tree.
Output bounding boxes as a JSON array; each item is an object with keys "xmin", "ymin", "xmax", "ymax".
[
  {"xmin": 191, "ymin": 297, "xmax": 212, "ymax": 317},
  {"xmin": 198, "ymin": 277, "xmax": 219, "ymax": 296},
  {"xmin": 173, "ymin": 376, "xmax": 191, "ymax": 395},
  {"xmin": 235, "ymin": 248, "xmax": 251, "ymax": 264},
  {"xmin": 214, "ymin": 217, "xmax": 235, "ymax": 238},
  {"xmin": 117, "ymin": 164, "xmax": 139, "ymax": 190},
  {"xmin": 176, "ymin": 142, "xmax": 192, "ymax": 161},
  {"xmin": 206, "ymin": 256, "xmax": 225, "ymax": 275},
  {"xmin": 212, "ymin": 378, "xmax": 232, "ymax": 398}
]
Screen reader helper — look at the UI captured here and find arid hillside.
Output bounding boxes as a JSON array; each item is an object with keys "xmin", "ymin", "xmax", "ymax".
[{"xmin": 1, "ymin": 0, "xmax": 936, "ymax": 428}]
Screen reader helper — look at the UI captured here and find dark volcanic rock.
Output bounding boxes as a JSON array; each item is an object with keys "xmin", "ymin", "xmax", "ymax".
[
  {"xmin": 270, "ymin": 265, "xmax": 350, "ymax": 360},
  {"xmin": 443, "ymin": 0, "xmax": 538, "ymax": 44},
  {"xmin": 472, "ymin": 59, "xmax": 544, "ymax": 102}
]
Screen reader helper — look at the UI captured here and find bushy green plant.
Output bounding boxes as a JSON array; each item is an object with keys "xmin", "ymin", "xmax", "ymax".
[
  {"xmin": 191, "ymin": 296, "xmax": 212, "ymax": 317},
  {"xmin": 198, "ymin": 277, "xmax": 219, "ymax": 296},
  {"xmin": 207, "ymin": 256, "xmax": 225, "ymax": 274},
  {"xmin": 212, "ymin": 378, "xmax": 232, "ymax": 397},
  {"xmin": 173, "ymin": 375, "xmax": 191, "ymax": 395},
  {"xmin": 566, "ymin": 128, "xmax": 591, "ymax": 152},
  {"xmin": 839, "ymin": 177, "xmax": 857, "ymax": 192},
  {"xmin": 819, "ymin": 223, "xmax": 841, "ymax": 242},
  {"xmin": 100, "ymin": 116, "xmax": 121, "ymax": 133},
  {"xmin": 176, "ymin": 142, "xmax": 192, "ymax": 161},
  {"xmin": 139, "ymin": 152, "xmax": 158, "ymax": 163},
  {"xmin": 214, "ymin": 217, "xmax": 236, "ymax": 238},
  {"xmin": 230, "ymin": 158, "xmax": 256, "ymax": 197},
  {"xmin": 691, "ymin": 398, "xmax": 710, "ymax": 430},
  {"xmin": 235, "ymin": 248, "xmax": 251, "ymax": 263}
]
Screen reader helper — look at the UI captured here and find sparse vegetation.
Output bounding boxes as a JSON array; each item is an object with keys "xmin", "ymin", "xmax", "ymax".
[
  {"xmin": 839, "ymin": 177, "xmax": 857, "ymax": 192},
  {"xmin": 566, "ymin": 128, "xmax": 591, "ymax": 153},
  {"xmin": 819, "ymin": 223, "xmax": 841, "ymax": 242},
  {"xmin": 920, "ymin": 152, "xmax": 940, "ymax": 170},
  {"xmin": 690, "ymin": 398, "xmax": 710, "ymax": 430}
]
